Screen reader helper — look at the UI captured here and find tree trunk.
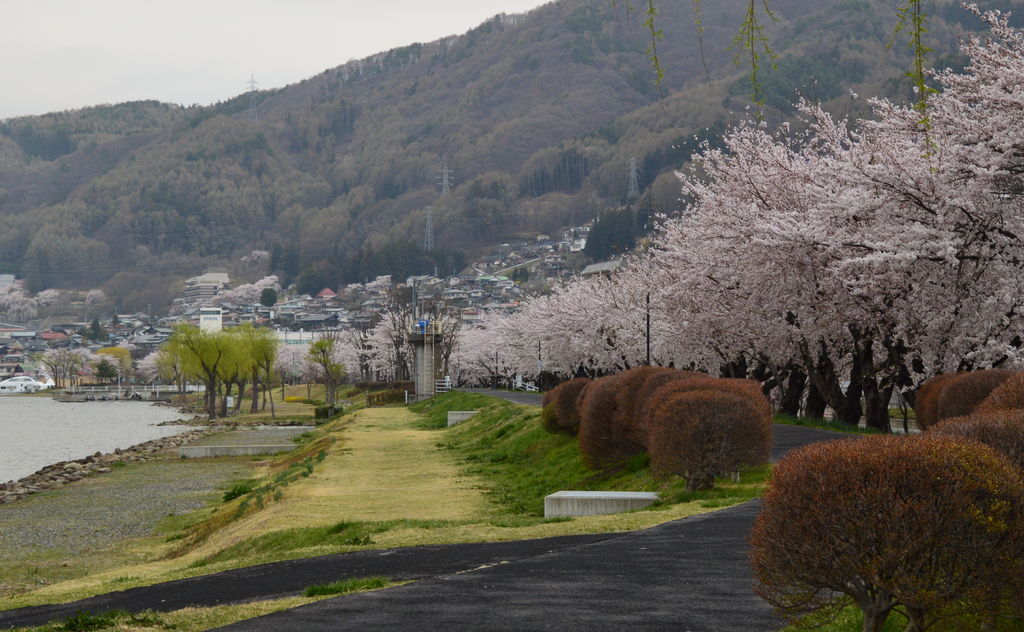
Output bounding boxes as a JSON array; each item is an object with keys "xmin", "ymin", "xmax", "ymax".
[
  {"xmin": 206, "ymin": 377, "xmax": 218, "ymax": 421},
  {"xmin": 804, "ymin": 380, "xmax": 827, "ymax": 419},
  {"xmin": 779, "ymin": 367, "xmax": 807, "ymax": 417},
  {"xmin": 325, "ymin": 380, "xmax": 336, "ymax": 410},
  {"xmin": 267, "ymin": 373, "xmax": 276, "ymax": 419},
  {"xmin": 234, "ymin": 379, "xmax": 245, "ymax": 412},
  {"xmin": 803, "ymin": 341, "xmax": 863, "ymax": 426},
  {"xmin": 250, "ymin": 368, "xmax": 260, "ymax": 413},
  {"xmin": 221, "ymin": 382, "xmax": 231, "ymax": 418},
  {"xmin": 685, "ymin": 471, "xmax": 715, "ymax": 493},
  {"xmin": 862, "ymin": 380, "xmax": 893, "ymax": 433},
  {"xmin": 861, "ymin": 606, "xmax": 892, "ymax": 632}
]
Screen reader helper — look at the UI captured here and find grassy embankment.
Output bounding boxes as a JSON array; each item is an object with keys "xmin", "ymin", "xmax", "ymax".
[{"xmin": 3, "ymin": 390, "xmax": 769, "ymax": 630}]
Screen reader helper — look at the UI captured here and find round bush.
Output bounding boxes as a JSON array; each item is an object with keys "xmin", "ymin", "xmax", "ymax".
[
  {"xmin": 931, "ymin": 409, "xmax": 1024, "ymax": 471},
  {"xmin": 977, "ymin": 372, "xmax": 1024, "ymax": 413},
  {"xmin": 751, "ymin": 435, "xmax": 1024, "ymax": 631},
  {"xmin": 647, "ymin": 387, "xmax": 772, "ymax": 491},
  {"xmin": 632, "ymin": 369, "xmax": 705, "ymax": 437},
  {"xmin": 578, "ymin": 373, "xmax": 642, "ymax": 469},
  {"xmin": 540, "ymin": 377, "xmax": 591, "ymax": 435},
  {"xmin": 610, "ymin": 366, "xmax": 675, "ymax": 447},
  {"xmin": 644, "ymin": 376, "xmax": 770, "ymax": 424},
  {"xmin": 934, "ymin": 370, "xmax": 1017, "ymax": 426},
  {"xmin": 913, "ymin": 373, "xmax": 958, "ymax": 429}
]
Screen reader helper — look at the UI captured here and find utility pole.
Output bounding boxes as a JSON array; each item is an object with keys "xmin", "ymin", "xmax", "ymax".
[{"xmin": 646, "ymin": 292, "xmax": 651, "ymax": 366}]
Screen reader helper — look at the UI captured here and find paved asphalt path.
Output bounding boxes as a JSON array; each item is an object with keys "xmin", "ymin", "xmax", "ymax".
[
  {"xmin": 0, "ymin": 536, "xmax": 609, "ymax": 629},
  {"xmin": 0, "ymin": 389, "xmax": 846, "ymax": 631},
  {"xmin": 216, "ymin": 501, "xmax": 774, "ymax": 632}
]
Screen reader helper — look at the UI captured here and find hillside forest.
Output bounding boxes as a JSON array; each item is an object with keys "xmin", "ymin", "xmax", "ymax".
[{"xmin": 0, "ymin": 0, "xmax": 1020, "ymax": 312}]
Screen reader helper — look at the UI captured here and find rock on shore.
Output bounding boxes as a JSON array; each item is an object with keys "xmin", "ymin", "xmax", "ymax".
[{"xmin": 0, "ymin": 425, "xmax": 229, "ymax": 505}]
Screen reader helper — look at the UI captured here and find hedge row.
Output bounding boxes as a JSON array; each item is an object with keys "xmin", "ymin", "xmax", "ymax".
[
  {"xmin": 913, "ymin": 369, "xmax": 1017, "ymax": 428},
  {"xmin": 542, "ymin": 367, "xmax": 773, "ymax": 491}
]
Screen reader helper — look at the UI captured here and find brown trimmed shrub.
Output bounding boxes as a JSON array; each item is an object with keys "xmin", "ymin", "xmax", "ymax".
[
  {"xmin": 643, "ymin": 376, "xmax": 770, "ymax": 422},
  {"xmin": 977, "ymin": 372, "xmax": 1024, "ymax": 413},
  {"xmin": 751, "ymin": 435, "xmax": 1024, "ymax": 632},
  {"xmin": 632, "ymin": 369, "xmax": 705, "ymax": 440},
  {"xmin": 574, "ymin": 379, "xmax": 593, "ymax": 416},
  {"xmin": 611, "ymin": 366, "xmax": 675, "ymax": 447},
  {"xmin": 578, "ymin": 374, "xmax": 642, "ymax": 469},
  {"xmin": 540, "ymin": 377, "xmax": 591, "ymax": 435},
  {"xmin": 647, "ymin": 387, "xmax": 771, "ymax": 492},
  {"xmin": 931, "ymin": 410, "xmax": 1024, "ymax": 471},
  {"xmin": 913, "ymin": 373, "xmax": 958, "ymax": 429},
  {"xmin": 935, "ymin": 370, "xmax": 1017, "ymax": 426}
]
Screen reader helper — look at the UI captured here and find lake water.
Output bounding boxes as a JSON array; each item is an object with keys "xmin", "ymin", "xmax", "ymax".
[{"xmin": 0, "ymin": 397, "xmax": 195, "ymax": 482}]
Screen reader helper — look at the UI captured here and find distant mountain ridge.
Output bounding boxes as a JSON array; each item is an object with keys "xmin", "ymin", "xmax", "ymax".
[{"xmin": 0, "ymin": 0, "xmax": 1015, "ymax": 312}]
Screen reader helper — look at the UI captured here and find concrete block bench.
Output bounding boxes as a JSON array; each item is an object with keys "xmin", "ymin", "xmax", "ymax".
[
  {"xmin": 447, "ymin": 411, "xmax": 479, "ymax": 427},
  {"xmin": 178, "ymin": 445, "xmax": 296, "ymax": 458},
  {"xmin": 544, "ymin": 491, "xmax": 660, "ymax": 518}
]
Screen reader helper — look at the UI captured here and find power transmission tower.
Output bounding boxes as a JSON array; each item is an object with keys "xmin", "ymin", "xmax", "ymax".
[
  {"xmin": 627, "ymin": 157, "xmax": 640, "ymax": 202},
  {"xmin": 247, "ymin": 74, "xmax": 259, "ymax": 123},
  {"xmin": 424, "ymin": 206, "xmax": 434, "ymax": 251},
  {"xmin": 425, "ymin": 165, "xmax": 451, "ymax": 252},
  {"xmin": 438, "ymin": 165, "xmax": 453, "ymax": 198}
]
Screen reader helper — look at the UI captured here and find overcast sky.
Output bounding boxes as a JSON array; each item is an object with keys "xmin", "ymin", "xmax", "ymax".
[{"xmin": 1, "ymin": 0, "xmax": 549, "ymax": 120}]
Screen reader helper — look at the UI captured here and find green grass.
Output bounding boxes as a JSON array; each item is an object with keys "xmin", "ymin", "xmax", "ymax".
[
  {"xmin": 191, "ymin": 519, "xmax": 458, "ymax": 566},
  {"xmin": 221, "ymin": 479, "xmax": 258, "ymax": 502},
  {"xmin": 780, "ymin": 604, "xmax": 909, "ymax": 632},
  {"xmin": 408, "ymin": 392, "xmax": 499, "ymax": 429},
  {"xmin": 423, "ymin": 392, "xmax": 768, "ymax": 516},
  {"xmin": 774, "ymin": 414, "xmax": 884, "ymax": 435},
  {"xmin": 304, "ymin": 576, "xmax": 389, "ymax": 597},
  {"xmin": 780, "ymin": 602, "xmax": 1024, "ymax": 631}
]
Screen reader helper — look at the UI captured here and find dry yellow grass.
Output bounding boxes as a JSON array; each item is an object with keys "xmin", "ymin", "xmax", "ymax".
[{"xmin": 185, "ymin": 407, "xmax": 489, "ymax": 559}]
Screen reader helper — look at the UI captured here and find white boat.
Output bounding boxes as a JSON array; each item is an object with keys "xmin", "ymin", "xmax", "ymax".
[{"xmin": 0, "ymin": 376, "xmax": 47, "ymax": 394}]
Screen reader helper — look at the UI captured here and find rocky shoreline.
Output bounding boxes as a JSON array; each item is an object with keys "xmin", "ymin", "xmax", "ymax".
[{"xmin": 0, "ymin": 423, "xmax": 229, "ymax": 505}]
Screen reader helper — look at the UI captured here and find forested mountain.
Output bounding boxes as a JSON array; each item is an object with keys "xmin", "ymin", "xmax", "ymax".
[{"xmin": 0, "ymin": 0, "xmax": 1017, "ymax": 312}]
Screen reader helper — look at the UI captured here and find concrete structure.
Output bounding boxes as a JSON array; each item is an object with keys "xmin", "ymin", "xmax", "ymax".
[
  {"xmin": 544, "ymin": 491, "xmax": 660, "ymax": 518},
  {"xmin": 447, "ymin": 411, "xmax": 478, "ymax": 427},
  {"xmin": 409, "ymin": 320, "xmax": 443, "ymax": 402},
  {"xmin": 178, "ymin": 445, "xmax": 295, "ymax": 458},
  {"xmin": 183, "ymin": 272, "xmax": 230, "ymax": 305},
  {"xmin": 199, "ymin": 307, "xmax": 223, "ymax": 332}
]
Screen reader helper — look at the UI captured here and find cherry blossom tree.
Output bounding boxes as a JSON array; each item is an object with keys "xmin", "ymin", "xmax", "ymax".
[
  {"xmin": 219, "ymin": 276, "xmax": 281, "ymax": 305},
  {"xmin": 495, "ymin": 8, "xmax": 1024, "ymax": 431},
  {"xmin": 0, "ymin": 281, "xmax": 38, "ymax": 323}
]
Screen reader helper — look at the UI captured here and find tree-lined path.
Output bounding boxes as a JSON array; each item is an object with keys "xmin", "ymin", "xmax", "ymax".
[{"xmin": 0, "ymin": 393, "xmax": 843, "ymax": 631}]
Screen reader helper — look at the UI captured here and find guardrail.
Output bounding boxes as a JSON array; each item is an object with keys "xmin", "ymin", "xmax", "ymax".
[{"xmin": 63, "ymin": 384, "xmax": 205, "ymax": 393}]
